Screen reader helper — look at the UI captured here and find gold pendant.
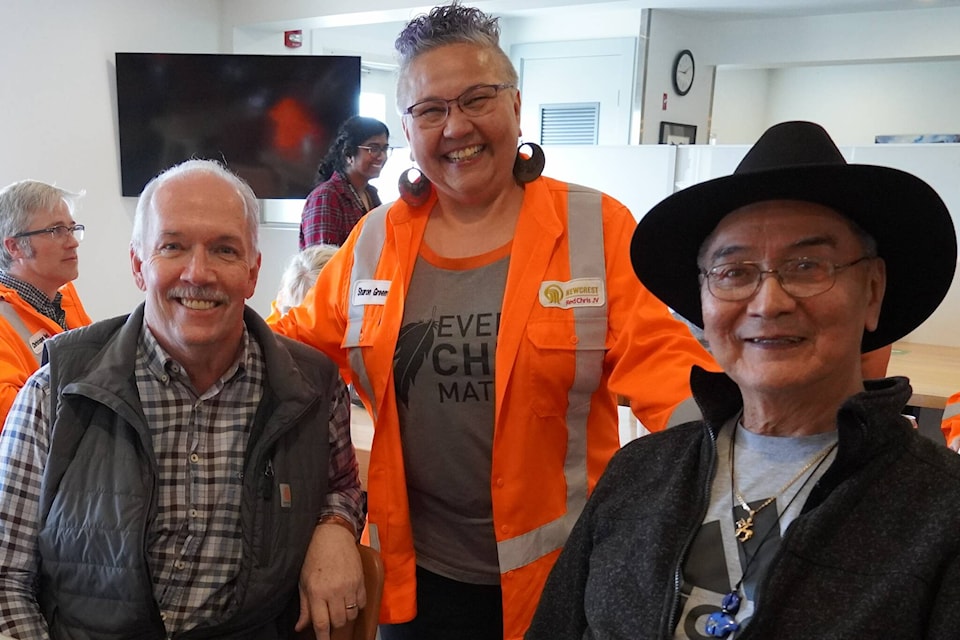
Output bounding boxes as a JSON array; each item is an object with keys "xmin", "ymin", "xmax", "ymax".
[{"xmin": 735, "ymin": 516, "xmax": 754, "ymax": 542}]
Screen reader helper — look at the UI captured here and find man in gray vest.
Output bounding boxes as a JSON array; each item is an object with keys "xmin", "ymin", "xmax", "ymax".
[
  {"xmin": 0, "ymin": 180, "xmax": 91, "ymax": 424},
  {"xmin": 0, "ymin": 160, "xmax": 366, "ymax": 639}
]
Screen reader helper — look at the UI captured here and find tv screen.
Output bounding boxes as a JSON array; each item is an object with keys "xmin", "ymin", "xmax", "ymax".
[{"xmin": 115, "ymin": 52, "xmax": 360, "ymax": 199}]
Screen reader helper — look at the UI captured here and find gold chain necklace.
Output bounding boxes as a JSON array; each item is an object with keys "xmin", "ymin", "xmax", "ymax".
[{"xmin": 730, "ymin": 426, "xmax": 837, "ymax": 543}]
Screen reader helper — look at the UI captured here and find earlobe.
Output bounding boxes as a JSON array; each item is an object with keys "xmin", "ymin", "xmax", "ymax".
[
  {"xmin": 246, "ymin": 253, "xmax": 262, "ymax": 299},
  {"xmin": 3, "ymin": 237, "xmax": 23, "ymax": 261},
  {"xmin": 130, "ymin": 246, "xmax": 147, "ymax": 292},
  {"xmin": 864, "ymin": 259, "xmax": 887, "ymax": 332}
]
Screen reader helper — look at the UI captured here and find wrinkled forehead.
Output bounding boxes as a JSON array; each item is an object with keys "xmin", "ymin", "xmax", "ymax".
[{"xmin": 698, "ymin": 200, "xmax": 868, "ymax": 264}]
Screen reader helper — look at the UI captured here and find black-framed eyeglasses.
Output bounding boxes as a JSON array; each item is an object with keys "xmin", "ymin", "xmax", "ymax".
[
  {"xmin": 403, "ymin": 83, "xmax": 516, "ymax": 129},
  {"xmin": 12, "ymin": 224, "xmax": 85, "ymax": 242},
  {"xmin": 699, "ymin": 256, "xmax": 875, "ymax": 301},
  {"xmin": 357, "ymin": 144, "xmax": 394, "ymax": 157}
]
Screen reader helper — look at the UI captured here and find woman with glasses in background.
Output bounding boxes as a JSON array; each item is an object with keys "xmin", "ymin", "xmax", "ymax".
[
  {"xmin": 0, "ymin": 179, "xmax": 91, "ymax": 425},
  {"xmin": 299, "ymin": 115, "xmax": 391, "ymax": 249},
  {"xmin": 270, "ymin": 4, "xmax": 715, "ymax": 638}
]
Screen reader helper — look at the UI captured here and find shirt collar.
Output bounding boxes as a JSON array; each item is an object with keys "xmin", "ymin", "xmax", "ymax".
[
  {"xmin": 139, "ymin": 319, "xmax": 252, "ymax": 393},
  {"xmin": 0, "ymin": 270, "xmax": 66, "ymax": 328}
]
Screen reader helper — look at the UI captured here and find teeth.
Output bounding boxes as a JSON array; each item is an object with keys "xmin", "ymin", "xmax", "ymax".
[
  {"xmin": 181, "ymin": 299, "xmax": 217, "ymax": 310},
  {"xmin": 447, "ymin": 145, "xmax": 483, "ymax": 161},
  {"xmin": 748, "ymin": 337, "xmax": 801, "ymax": 344}
]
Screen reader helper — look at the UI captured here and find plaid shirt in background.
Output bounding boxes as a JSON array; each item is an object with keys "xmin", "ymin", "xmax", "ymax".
[
  {"xmin": 299, "ymin": 171, "xmax": 380, "ymax": 250},
  {"xmin": 0, "ymin": 323, "xmax": 362, "ymax": 638},
  {"xmin": 0, "ymin": 272, "xmax": 67, "ymax": 329}
]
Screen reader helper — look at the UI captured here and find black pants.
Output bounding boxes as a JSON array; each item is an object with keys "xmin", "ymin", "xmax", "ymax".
[{"xmin": 379, "ymin": 566, "xmax": 503, "ymax": 640}]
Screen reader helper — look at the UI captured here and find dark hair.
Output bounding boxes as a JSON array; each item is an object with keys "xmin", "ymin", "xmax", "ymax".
[
  {"xmin": 316, "ymin": 116, "xmax": 390, "ymax": 183},
  {"xmin": 394, "ymin": 2, "xmax": 518, "ymax": 111}
]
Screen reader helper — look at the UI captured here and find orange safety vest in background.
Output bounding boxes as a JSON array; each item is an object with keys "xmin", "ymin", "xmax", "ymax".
[
  {"xmin": 942, "ymin": 392, "xmax": 960, "ymax": 447},
  {"xmin": 269, "ymin": 176, "xmax": 717, "ymax": 639},
  {"xmin": 0, "ymin": 281, "xmax": 92, "ymax": 423}
]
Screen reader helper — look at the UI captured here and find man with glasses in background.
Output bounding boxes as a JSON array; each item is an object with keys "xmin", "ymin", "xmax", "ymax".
[{"xmin": 0, "ymin": 180, "xmax": 90, "ymax": 424}]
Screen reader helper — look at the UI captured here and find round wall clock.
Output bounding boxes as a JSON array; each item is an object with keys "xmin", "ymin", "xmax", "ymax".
[{"xmin": 672, "ymin": 49, "xmax": 695, "ymax": 96}]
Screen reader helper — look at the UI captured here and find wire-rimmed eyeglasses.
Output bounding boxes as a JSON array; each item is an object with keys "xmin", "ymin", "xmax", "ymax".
[
  {"xmin": 699, "ymin": 256, "xmax": 875, "ymax": 301},
  {"xmin": 403, "ymin": 83, "xmax": 516, "ymax": 129},
  {"xmin": 357, "ymin": 144, "xmax": 394, "ymax": 157},
  {"xmin": 12, "ymin": 224, "xmax": 85, "ymax": 242}
]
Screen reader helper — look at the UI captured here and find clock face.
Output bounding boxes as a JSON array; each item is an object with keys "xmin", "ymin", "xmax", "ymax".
[{"xmin": 673, "ymin": 49, "xmax": 695, "ymax": 96}]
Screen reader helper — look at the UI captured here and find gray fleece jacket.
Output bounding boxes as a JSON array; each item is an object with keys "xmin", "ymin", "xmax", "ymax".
[{"xmin": 527, "ymin": 367, "xmax": 960, "ymax": 640}]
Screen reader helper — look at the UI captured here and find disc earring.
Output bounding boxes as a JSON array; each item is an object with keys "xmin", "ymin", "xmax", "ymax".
[
  {"xmin": 398, "ymin": 167, "xmax": 432, "ymax": 207},
  {"xmin": 513, "ymin": 142, "xmax": 546, "ymax": 184}
]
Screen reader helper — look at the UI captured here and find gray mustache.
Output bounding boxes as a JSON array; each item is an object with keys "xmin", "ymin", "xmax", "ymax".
[{"xmin": 166, "ymin": 287, "xmax": 229, "ymax": 304}]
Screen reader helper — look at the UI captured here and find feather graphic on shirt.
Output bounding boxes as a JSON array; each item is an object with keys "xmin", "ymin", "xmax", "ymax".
[{"xmin": 394, "ymin": 308, "xmax": 438, "ymax": 407}]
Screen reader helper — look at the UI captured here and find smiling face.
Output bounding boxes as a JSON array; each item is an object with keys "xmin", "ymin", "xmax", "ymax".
[
  {"xmin": 131, "ymin": 171, "xmax": 260, "ymax": 371},
  {"xmin": 399, "ymin": 42, "xmax": 521, "ymax": 207},
  {"xmin": 699, "ymin": 200, "xmax": 885, "ymax": 404},
  {"xmin": 4, "ymin": 201, "xmax": 80, "ymax": 299},
  {"xmin": 346, "ymin": 133, "xmax": 390, "ymax": 183}
]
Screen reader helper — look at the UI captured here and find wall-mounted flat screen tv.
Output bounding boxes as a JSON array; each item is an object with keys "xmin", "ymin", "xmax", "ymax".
[{"xmin": 115, "ymin": 52, "xmax": 360, "ymax": 199}]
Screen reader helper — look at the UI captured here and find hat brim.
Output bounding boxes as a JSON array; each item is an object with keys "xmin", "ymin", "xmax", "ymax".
[{"xmin": 630, "ymin": 164, "xmax": 957, "ymax": 353}]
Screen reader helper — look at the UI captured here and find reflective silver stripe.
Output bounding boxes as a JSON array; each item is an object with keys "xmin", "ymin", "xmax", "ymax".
[
  {"xmin": 944, "ymin": 402, "xmax": 960, "ymax": 421},
  {"xmin": 0, "ymin": 300, "xmax": 42, "ymax": 365},
  {"xmin": 666, "ymin": 395, "xmax": 702, "ymax": 427},
  {"xmin": 498, "ymin": 186, "xmax": 606, "ymax": 573},
  {"xmin": 367, "ymin": 522, "xmax": 381, "ymax": 552},
  {"xmin": 345, "ymin": 203, "xmax": 391, "ymax": 422}
]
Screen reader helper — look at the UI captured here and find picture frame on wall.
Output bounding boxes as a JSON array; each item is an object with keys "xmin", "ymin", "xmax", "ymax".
[{"xmin": 659, "ymin": 121, "xmax": 697, "ymax": 145}]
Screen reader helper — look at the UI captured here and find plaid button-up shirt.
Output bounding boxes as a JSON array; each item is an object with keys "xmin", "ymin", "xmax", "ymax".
[
  {"xmin": 299, "ymin": 171, "xmax": 380, "ymax": 250},
  {"xmin": 0, "ymin": 322, "xmax": 362, "ymax": 638},
  {"xmin": 0, "ymin": 271, "xmax": 66, "ymax": 329}
]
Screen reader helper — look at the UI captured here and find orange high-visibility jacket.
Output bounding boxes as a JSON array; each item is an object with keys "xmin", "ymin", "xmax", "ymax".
[
  {"xmin": 942, "ymin": 392, "xmax": 960, "ymax": 447},
  {"xmin": 270, "ymin": 177, "xmax": 717, "ymax": 639},
  {"xmin": 0, "ymin": 280, "xmax": 91, "ymax": 423}
]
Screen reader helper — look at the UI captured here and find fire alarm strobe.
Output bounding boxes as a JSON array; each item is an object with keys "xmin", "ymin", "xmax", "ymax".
[{"xmin": 284, "ymin": 30, "xmax": 303, "ymax": 48}]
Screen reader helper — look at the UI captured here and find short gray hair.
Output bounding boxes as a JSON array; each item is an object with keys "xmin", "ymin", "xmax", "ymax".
[
  {"xmin": 394, "ymin": 1, "xmax": 519, "ymax": 112},
  {"xmin": 131, "ymin": 159, "xmax": 260, "ymax": 264},
  {"xmin": 0, "ymin": 180, "xmax": 83, "ymax": 270}
]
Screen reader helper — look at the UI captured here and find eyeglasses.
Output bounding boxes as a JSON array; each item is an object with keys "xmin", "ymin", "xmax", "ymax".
[
  {"xmin": 699, "ymin": 256, "xmax": 875, "ymax": 301},
  {"xmin": 357, "ymin": 144, "xmax": 394, "ymax": 157},
  {"xmin": 12, "ymin": 224, "xmax": 85, "ymax": 242},
  {"xmin": 403, "ymin": 83, "xmax": 516, "ymax": 129}
]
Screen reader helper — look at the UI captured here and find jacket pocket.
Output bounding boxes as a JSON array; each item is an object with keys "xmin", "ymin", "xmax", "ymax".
[{"xmin": 523, "ymin": 316, "xmax": 607, "ymax": 418}]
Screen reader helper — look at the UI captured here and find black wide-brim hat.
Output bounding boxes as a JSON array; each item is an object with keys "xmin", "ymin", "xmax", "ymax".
[{"xmin": 630, "ymin": 120, "xmax": 957, "ymax": 353}]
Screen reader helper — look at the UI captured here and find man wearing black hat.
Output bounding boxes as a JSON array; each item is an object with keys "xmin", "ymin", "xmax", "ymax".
[{"xmin": 527, "ymin": 121, "xmax": 960, "ymax": 639}]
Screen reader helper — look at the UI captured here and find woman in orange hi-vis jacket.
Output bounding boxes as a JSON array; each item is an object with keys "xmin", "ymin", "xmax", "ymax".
[
  {"xmin": 0, "ymin": 180, "xmax": 91, "ymax": 425},
  {"xmin": 0, "ymin": 281, "xmax": 90, "ymax": 421},
  {"xmin": 268, "ymin": 5, "xmax": 717, "ymax": 639}
]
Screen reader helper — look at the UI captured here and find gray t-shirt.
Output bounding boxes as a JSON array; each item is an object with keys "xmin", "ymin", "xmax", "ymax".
[
  {"xmin": 394, "ymin": 244, "xmax": 510, "ymax": 585},
  {"xmin": 674, "ymin": 418, "xmax": 838, "ymax": 639}
]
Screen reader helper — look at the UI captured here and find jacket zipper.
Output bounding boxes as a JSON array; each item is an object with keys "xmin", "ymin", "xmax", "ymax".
[
  {"xmin": 664, "ymin": 425, "xmax": 718, "ymax": 637},
  {"xmin": 257, "ymin": 457, "xmax": 276, "ymax": 566}
]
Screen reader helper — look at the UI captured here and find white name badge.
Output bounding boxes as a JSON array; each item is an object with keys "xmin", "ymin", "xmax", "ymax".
[
  {"xmin": 29, "ymin": 329, "xmax": 52, "ymax": 354},
  {"xmin": 539, "ymin": 278, "xmax": 605, "ymax": 309},
  {"xmin": 352, "ymin": 279, "xmax": 392, "ymax": 306}
]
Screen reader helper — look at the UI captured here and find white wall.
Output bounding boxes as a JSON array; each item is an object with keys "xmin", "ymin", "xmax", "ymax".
[
  {"xmin": 713, "ymin": 60, "xmax": 960, "ymax": 145},
  {"xmin": 641, "ymin": 11, "xmax": 715, "ymax": 144},
  {"xmin": 0, "ymin": 0, "xmax": 223, "ymax": 322},
  {"xmin": 703, "ymin": 7, "xmax": 960, "ymax": 144}
]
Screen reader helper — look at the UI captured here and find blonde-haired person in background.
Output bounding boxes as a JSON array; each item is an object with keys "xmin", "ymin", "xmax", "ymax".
[{"xmin": 274, "ymin": 244, "xmax": 340, "ymax": 316}]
